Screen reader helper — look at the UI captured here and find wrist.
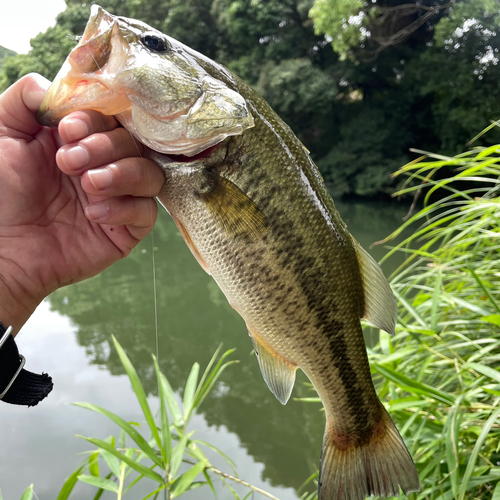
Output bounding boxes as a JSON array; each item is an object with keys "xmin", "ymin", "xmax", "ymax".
[{"xmin": 0, "ymin": 272, "xmax": 44, "ymax": 336}]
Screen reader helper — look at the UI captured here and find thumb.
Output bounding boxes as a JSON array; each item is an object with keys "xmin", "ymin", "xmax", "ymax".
[{"xmin": 0, "ymin": 73, "xmax": 51, "ymax": 138}]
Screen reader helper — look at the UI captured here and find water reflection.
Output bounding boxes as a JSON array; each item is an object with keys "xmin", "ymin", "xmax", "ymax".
[{"xmin": 47, "ymin": 199, "xmax": 409, "ymax": 493}]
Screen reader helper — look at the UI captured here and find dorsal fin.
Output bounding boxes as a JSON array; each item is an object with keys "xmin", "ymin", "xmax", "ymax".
[
  {"xmin": 249, "ymin": 330, "xmax": 297, "ymax": 405},
  {"xmin": 353, "ymin": 239, "xmax": 397, "ymax": 336}
]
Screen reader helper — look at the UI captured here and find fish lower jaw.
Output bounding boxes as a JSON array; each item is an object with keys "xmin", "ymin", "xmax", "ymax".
[
  {"xmin": 116, "ymin": 109, "xmax": 229, "ymax": 158},
  {"xmin": 144, "ymin": 143, "xmax": 223, "ymax": 170}
]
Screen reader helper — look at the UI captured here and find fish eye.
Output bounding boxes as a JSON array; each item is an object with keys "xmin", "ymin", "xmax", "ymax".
[{"xmin": 141, "ymin": 33, "xmax": 169, "ymax": 53}]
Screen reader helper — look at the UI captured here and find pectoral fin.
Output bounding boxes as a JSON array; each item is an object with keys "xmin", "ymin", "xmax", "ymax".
[
  {"xmin": 354, "ymin": 239, "xmax": 397, "ymax": 336},
  {"xmin": 249, "ymin": 328, "xmax": 296, "ymax": 405},
  {"xmin": 199, "ymin": 173, "xmax": 267, "ymax": 240}
]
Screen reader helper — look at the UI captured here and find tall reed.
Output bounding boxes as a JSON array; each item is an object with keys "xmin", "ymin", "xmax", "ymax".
[{"xmin": 300, "ymin": 138, "xmax": 500, "ymax": 500}]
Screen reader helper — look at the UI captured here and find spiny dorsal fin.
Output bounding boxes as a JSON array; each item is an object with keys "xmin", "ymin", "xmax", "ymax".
[
  {"xmin": 250, "ymin": 332, "xmax": 296, "ymax": 405},
  {"xmin": 353, "ymin": 239, "xmax": 397, "ymax": 336},
  {"xmin": 199, "ymin": 173, "xmax": 267, "ymax": 239}
]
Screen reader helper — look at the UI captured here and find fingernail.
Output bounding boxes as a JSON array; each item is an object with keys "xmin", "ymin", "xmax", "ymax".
[
  {"xmin": 61, "ymin": 145, "xmax": 89, "ymax": 170},
  {"xmin": 85, "ymin": 203, "xmax": 108, "ymax": 221},
  {"xmin": 88, "ymin": 168, "xmax": 113, "ymax": 190},
  {"xmin": 64, "ymin": 118, "xmax": 88, "ymax": 142}
]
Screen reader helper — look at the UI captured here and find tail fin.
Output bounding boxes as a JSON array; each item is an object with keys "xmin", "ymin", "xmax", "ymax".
[{"xmin": 319, "ymin": 409, "xmax": 419, "ymax": 500}]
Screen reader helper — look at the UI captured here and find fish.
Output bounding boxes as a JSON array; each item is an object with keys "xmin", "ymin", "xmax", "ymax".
[{"xmin": 38, "ymin": 6, "xmax": 420, "ymax": 499}]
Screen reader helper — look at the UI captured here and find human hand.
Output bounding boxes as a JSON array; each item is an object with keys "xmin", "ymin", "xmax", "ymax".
[{"xmin": 0, "ymin": 74, "xmax": 165, "ymax": 334}]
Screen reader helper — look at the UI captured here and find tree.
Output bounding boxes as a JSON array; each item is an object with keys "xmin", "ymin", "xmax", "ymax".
[
  {"xmin": 309, "ymin": 0, "xmax": 500, "ymax": 195},
  {"xmin": 2, "ymin": 0, "xmax": 500, "ymax": 197},
  {"xmin": 1, "ymin": 26, "xmax": 76, "ymax": 89}
]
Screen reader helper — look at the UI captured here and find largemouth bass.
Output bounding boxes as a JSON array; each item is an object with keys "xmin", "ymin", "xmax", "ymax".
[{"xmin": 38, "ymin": 7, "xmax": 420, "ymax": 499}]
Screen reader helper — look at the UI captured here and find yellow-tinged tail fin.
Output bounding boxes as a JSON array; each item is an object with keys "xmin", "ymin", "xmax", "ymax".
[{"xmin": 319, "ymin": 409, "xmax": 419, "ymax": 500}]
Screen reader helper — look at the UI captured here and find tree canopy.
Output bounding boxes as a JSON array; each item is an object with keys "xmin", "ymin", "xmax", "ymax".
[{"xmin": 2, "ymin": 0, "xmax": 500, "ymax": 197}]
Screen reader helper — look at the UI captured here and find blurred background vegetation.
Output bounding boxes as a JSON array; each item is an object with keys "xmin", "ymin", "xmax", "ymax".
[
  {"xmin": 2, "ymin": 0, "xmax": 500, "ymax": 198},
  {"xmin": 3, "ymin": 3, "xmax": 500, "ymax": 498}
]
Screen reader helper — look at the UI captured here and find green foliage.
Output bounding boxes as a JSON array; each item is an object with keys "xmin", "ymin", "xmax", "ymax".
[
  {"xmin": 3, "ymin": 0, "xmax": 500, "ymax": 196},
  {"xmin": 19, "ymin": 485, "xmax": 34, "ymax": 500},
  {"xmin": 52, "ymin": 339, "xmax": 278, "ymax": 500},
  {"xmin": 434, "ymin": 0, "xmax": 500, "ymax": 46},
  {"xmin": 0, "ymin": 46, "xmax": 16, "ymax": 92},
  {"xmin": 1, "ymin": 26, "xmax": 76, "ymax": 92},
  {"xmin": 299, "ymin": 132, "xmax": 500, "ymax": 499},
  {"xmin": 309, "ymin": 0, "xmax": 366, "ymax": 60},
  {"xmin": 0, "ymin": 46, "xmax": 16, "ymax": 69}
]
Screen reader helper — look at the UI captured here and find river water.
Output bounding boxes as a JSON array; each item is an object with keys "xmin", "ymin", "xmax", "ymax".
[{"xmin": 0, "ymin": 198, "xmax": 409, "ymax": 500}]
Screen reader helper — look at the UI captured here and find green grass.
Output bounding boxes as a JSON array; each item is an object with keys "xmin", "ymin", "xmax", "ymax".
[
  {"xmin": 377, "ymin": 142, "xmax": 500, "ymax": 500},
  {"xmin": 52, "ymin": 339, "xmax": 278, "ymax": 500},
  {"xmin": 299, "ymin": 138, "xmax": 500, "ymax": 499}
]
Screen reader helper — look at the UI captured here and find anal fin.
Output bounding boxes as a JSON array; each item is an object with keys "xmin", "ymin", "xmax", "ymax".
[{"xmin": 249, "ymin": 328, "xmax": 296, "ymax": 405}]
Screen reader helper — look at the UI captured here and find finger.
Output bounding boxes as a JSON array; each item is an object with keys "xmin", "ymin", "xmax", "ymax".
[
  {"xmin": 58, "ymin": 110, "xmax": 119, "ymax": 144},
  {"xmin": 85, "ymin": 196, "xmax": 158, "ymax": 240},
  {"xmin": 81, "ymin": 158, "xmax": 165, "ymax": 197},
  {"xmin": 56, "ymin": 127, "xmax": 144, "ymax": 175},
  {"xmin": 0, "ymin": 73, "xmax": 50, "ymax": 138}
]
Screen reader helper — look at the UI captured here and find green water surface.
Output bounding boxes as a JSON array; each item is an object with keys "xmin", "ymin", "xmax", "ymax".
[{"xmin": 0, "ymin": 198, "xmax": 409, "ymax": 500}]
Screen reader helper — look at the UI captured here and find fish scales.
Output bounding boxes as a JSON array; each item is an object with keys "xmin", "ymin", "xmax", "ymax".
[
  {"xmin": 168, "ymin": 72, "xmax": 384, "ymax": 441},
  {"xmin": 38, "ymin": 6, "xmax": 420, "ymax": 499},
  {"xmin": 159, "ymin": 122, "xmax": 382, "ymax": 437}
]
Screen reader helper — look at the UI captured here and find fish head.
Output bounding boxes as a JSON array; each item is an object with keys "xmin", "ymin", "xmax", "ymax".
[{"xmin": 38, "ymin": 5, "xmax": 254, "ymax": 156}]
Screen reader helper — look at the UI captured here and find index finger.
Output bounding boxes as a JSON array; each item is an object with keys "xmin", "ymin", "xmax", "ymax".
[{"xmin": 58, "ymin": 110, "xmax": 119, "ymax": 144}]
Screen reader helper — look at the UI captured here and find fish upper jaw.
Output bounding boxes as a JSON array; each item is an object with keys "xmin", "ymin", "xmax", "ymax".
[
  {"xmin": 38, "ymin": 16, "xmax": 132, "ymax": 127},
  {"xmin": 38, "ymin": 4, "xmax": 254, "ymax": 157}
]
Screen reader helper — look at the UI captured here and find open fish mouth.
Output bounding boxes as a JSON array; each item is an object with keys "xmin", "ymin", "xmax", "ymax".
[
  {"xmin": 38, "ymin": 5, "xmax": 254, "ymax": 157},
  {"xmin": 38, "ymin": 9, "xmax": 130, "ymax": 126}
]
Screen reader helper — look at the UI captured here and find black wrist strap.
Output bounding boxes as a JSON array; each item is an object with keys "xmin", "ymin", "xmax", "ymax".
[{"xmin": 0, "ymin": 321, "xmax": 53, "ymax": 406}]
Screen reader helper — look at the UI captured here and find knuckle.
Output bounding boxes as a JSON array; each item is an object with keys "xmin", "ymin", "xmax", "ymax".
[{"xmin": 128, "ymin": 198, "xmax": 145, "ymax": 223}]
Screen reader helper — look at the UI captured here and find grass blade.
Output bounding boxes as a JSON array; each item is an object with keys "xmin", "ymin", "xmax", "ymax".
[
  {"xmin": 73, "ymin": 402, "xmax": 163, "ymax": 468},
  {"xmin": 77, "ymin": 475, "xmax": 119, "ymax": 493},
  {"xmin": 88, "ymin": 451, "xmax": 100, "ymax": 477},
  {"xmin": 170, "ymin": 433, "xmax": 189, "ymax": 478},
  {"xmin": 141, "ymin": 485, "xmax": 167, "ymax": 500},
  {"xmin": 56, "ymin": 464, "xmax": 86, "ymax": 500},
  {"xmin": 493, "ymin": 480, "xmax": 500, "ymax": 500},
  {"xmin": 101, "ymin": 449, "xmax": 121, "ymax": 477},
  {"xmin": 153, "ymin": 355, "xmax": 172, "ymax": 466},
  {"xmin": 170, "ymin": 461, "xmax": 207, "ymax": 498},
  {"xmin": 183, "ymin": 362, "xmax": 200, "ymax": 420},
  {"xmin": 465, "ymin": 362, "xmax": 500, "ymax": 384},
  {"xmin": 192, "ymin": 349, "xmax": 237, "ymax": 411},
  {"xmin": 112, "ymin": 336, "xmax": 162, "ymax": 450},
  {"xmin": 458, "ymin": 405, "xmax": 500, "ymax": 500},
  {"xmin": 78, "ymin": 435, "xmax": 164, "ymax": 483},
  {"xmin": 373, "ymin": 363, "xmax": 456, "ymax": 404},
  {"xmin": 92, "ymin": 473, "xmax": 113, "ymax": 500},
  {"xmin": 156, "ymin": 364, "xmax": 183, "ymax": 427},
  {"xmin": 20, "ymin": 485, "xmax": 33, "ymax": 500}
]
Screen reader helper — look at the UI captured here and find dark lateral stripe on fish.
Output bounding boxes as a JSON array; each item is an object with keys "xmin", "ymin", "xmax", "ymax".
[{"xmin": 269, "ymin": 215, "xmax": 378, "ymax": 442}]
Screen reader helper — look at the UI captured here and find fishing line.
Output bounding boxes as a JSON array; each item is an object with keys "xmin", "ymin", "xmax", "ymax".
[
  {"xmin": 128, "ymin": 132, "xmax": 160, "ymax": 363},
  {"xmin": 90, "ymin": 53, "xmax": 102, "ymax": 71},
  {"xmin": 151, "ymin": 227, "xmax": 159, "ymax": 363},
  {"xmin": 128, "ymin": 131, "xmax": 161, "ymax": 434}
]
